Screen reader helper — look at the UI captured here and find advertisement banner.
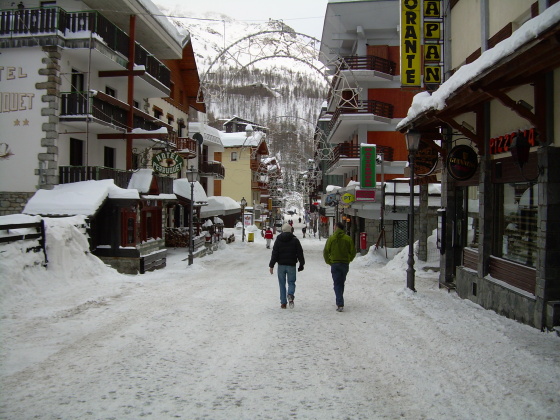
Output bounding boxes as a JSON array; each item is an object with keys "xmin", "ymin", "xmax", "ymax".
[
  {"xmin": 400, "ymin": 0, "xmax": 421, "ymax": 87},
  {"xmin": 360, "ymin": 144, "xmax": 376, "ymax": 188}
]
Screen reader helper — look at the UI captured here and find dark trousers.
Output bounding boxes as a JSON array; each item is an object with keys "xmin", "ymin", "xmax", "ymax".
[{"xmin": 331, "ymin": 263, "xmax": 349, "ymax": 307}]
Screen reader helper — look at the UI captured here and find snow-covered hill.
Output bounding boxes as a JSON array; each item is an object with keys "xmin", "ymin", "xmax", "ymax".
[{"xmin": 157, "ymin": 5, "xmax": 328, "ymax": 176}]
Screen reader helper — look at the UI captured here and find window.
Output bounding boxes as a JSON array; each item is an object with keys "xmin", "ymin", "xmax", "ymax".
[
  {"xmin": 133, "ymin": 100, "xmax": 140, "ymax": 109},
  {"xmin": 231, "ymin": 152, "xmax": 238, "ymax": 161},
  {"xmin": 153, "ymin": 106, "xmax": 163, "ymax": 119},
  {"xmin": 105, "ymin": 86, "xmax": 116, "ymax": 97},
  {"xmin": 494, "ymin": 182, "xmax": 538, "ymax": 267},
  {"xmin": 70, "ymin": 138, "xmax": 83, "ymax": 166},
  {"xmin": 104, "ymin": 146, "xmax": 115, "ymax": 168}
]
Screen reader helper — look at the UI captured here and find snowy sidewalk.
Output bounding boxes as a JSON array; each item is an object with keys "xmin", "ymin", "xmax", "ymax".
[{"xmin": 1, "ymin": 220, "xmax": 559, "ymax": 419}]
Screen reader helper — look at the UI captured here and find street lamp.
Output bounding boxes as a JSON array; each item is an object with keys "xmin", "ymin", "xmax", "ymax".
[
  {"xmin": 405, "ymin": 129, "xmax": 421, "ymax": 292},
  {"xmin": 335, "ymin": 191, "xmax": 341, "ymax": 224},
  {"xmin": 240, "ymin": 197, "xmax": 247, "ymax": 242},
  {"xmin": 186, "ymin": 165, "xmax": 199, "ymax": 265}
]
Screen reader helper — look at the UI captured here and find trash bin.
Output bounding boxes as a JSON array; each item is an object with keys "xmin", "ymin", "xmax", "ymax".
[{"xmin": 248, "ymin": 232, "xmax": 254, "ymax": 242}]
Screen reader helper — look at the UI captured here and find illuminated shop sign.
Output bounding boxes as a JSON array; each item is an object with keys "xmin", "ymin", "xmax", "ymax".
[{"xmin": 489, "ymin": 128, "xmax": 537, "ymax": 155}]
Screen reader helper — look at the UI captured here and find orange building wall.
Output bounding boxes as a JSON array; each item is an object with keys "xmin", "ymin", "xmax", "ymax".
[
  {"xmin": 367, "ymin": 45, "xmax": 402, "ymax": 75},
  {"xmin": 367, "ymin": 131, "xmax": 408, "ymax": 162},
  {"xmin": 368, "ymin": 88, "xmax": 416, "ymax": 118}
]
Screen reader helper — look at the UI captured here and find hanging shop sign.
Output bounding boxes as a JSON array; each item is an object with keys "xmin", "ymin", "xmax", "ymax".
[
  {"xmin": 414, "ymin": 142, "xmax": 439, "ymax": 176},
  {"xmin": 400, "ymin": 0, "xmax": 421, "ymax": 87},
  {"xmin": 360, "ymin": 144, "xmax": 377, "ymax": 188},
  {"xmin": 152, "ymin": 151, "xmax": 183, "ymax": 175},
  {"xmin": 447, "ymin": 144, "xmax": 478, "ymax": 181},
  {"xmin": 356, "ymin": 190, "xmax": 376, "ymax": 202},
  {"xmin": 423, "ymin": 0, "xmax": 443, "ymax": 88},
  {"xmin": 341, "ymin": 193, "xmax": 355, "ymax": 205}
]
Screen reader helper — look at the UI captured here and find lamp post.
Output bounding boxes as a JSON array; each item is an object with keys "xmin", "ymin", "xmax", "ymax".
[
  {"xmin": 405, "ymin": 129, "xmax": 421, "ymax": 292},
  {"xmin": 240, "ymin": 197, "xmax": 247, "ymax": 242},
  {"xmin": 186, "ymin": 165, "xmax": 199, "ymax": 265},
  {"xmin": 335, "ymin": 191, "xmax": 341, "ymax": 224}
]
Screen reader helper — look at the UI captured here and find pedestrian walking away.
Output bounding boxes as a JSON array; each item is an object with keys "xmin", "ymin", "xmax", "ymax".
[
  {"xmin": 269, "ymin": 223, "xmax": 305, "ymax": 309},
  {"xmin": 264, "ymin": 227, "xmax": 274, "ymax": 249},
  {"xmin": 302, "ymin": 225, "xmax": 307, "ymax": 238},
  {"xmin": 323, "ymin": 221, "xmax": 356, "ymax": 312}
]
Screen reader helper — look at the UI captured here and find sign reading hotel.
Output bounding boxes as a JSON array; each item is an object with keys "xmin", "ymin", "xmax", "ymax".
[
  {"xmin": 400, "ymin": 0, "xmax": 421, "ymax": 87},
  {"xmin": 360, "ymin": 144, "xmax": 376, "ymax": 188},
  {"xmin": 152, "ymin": 151, "xmax": 183, "ymax": 175}
]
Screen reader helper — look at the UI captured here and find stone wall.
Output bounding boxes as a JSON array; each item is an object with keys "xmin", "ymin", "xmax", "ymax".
[
  {"xmin": 0, "ymin": 192, "xmax": 34, "ymax": 216},
  {"xmin": 456, "ymin": 267, "xmax": 538, "ymax": 328}
]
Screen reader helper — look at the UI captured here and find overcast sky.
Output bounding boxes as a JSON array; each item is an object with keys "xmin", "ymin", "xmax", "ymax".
[{"xmin": 153, "ymin": 0, "xmax": 330, "ymax": 40}]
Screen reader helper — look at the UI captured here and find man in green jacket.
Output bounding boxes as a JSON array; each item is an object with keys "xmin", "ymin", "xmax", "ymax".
[{"xmin": 323, "ymin": 221, "xmax": 357, "ymax": 312}]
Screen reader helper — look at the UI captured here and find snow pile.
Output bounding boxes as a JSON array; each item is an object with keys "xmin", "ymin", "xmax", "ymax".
[{"xmin": 0, "ymin": 216, "xmax": 123, "ymax": 308}]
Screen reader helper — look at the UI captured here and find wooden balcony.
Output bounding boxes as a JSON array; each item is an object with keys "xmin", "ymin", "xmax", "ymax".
[
  {"xmin": 252, "ymin": 180, "xmax": 268, "ymax": 191},
  {"xmin": 174, "ymin": 137, "xmax": 197, "ymax": 158},
  {"xmin": 59, "ymin": 166, "xmax": 173, "ymax": 194},
  {"xmin": 200, "ymin": 162, "xmax": 225, "ymax": 179},
  {"xmin": 341, "ymin": 55, "xmax": 396, "ymax": 75},
  {"xmin": 0, "ymin": 7, "xmax": 170, "ymax": 87},
  {"xmin": 328, "ymin": 100, "xmax": 394, "ymax": 133}
]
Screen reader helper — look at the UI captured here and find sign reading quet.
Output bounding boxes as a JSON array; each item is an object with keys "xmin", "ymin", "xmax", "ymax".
[
  {"xmin": 447, "ymin": 144, "xmax": 478, "ymax": 181},
  {"xmin": 152, "ymin": 151, "xmax": 183, "ymax": 175}
]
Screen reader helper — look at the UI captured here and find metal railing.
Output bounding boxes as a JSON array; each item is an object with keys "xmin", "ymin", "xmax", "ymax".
[
  {"xmin": 329, "ymin": 99, "xmax": 394, "ymax": 132},
  {"xmin": 0, "ymin": 7, "xmax": 170, "ymax": 87},
  {"xmin": 328, "ymin": 144, "xmax": 394, "ymax": 169},
  {"xmin": 341, "ymin": 55, "xmax": 396, "ymax": 75}
]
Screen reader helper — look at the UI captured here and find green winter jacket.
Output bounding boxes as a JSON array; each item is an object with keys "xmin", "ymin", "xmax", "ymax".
[{"xmin": 323, "ymin": 229, "xmax": 357, "ymax": 265}]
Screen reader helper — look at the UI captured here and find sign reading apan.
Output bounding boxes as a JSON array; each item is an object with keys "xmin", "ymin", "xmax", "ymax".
[{"xmin": 400, "ymin": 0, "xmax": 421, "ymax": 87}]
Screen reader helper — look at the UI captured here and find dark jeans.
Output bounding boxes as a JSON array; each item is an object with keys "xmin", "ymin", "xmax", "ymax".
[{"xmin": 331, "ymin": 263, "xmax": 349, "ymax": 307}]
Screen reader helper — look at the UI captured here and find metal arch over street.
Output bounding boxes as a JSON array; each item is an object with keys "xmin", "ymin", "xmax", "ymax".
[{"xmin": 197, "ymin": 21, "xmax": 362, "ymax": 112}]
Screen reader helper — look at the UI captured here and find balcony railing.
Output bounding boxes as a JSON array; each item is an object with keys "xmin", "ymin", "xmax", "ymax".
[
  {"xmin": 174, "ymin": 137, "xmax": 197, "ymax": 157},
  {"xmin": 341, "ymin": 55, "xmax": 396, "ymax": 75},
  {"xmin": 200, "ymin": 162, "xmax": 225, "ymax": 179},
  {"xmin": 60, "ymin": 91, "xmax": 163, "ymax": 132},
  {"xmin": 0, "ymin": 7, "xmax": 170, "ymax": 87},
  {"xmin": 329, "ymin": 100, "xmax": 394, "ymax": 132},
  {"xmin": 59, "ymin": 166, "xmax": 173, "ymax": 194},
  {"xmin": 328, "ymin": 144, "xmax": 394, "ymax": 169}
]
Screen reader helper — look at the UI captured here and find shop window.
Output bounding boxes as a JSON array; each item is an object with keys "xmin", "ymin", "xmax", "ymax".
[
  {"xmin": 494, "ymin": 182, "xmax": 538, "ymax": 267},
  {"xmin": 466, "ymin": 186, "xmax": 479, "ymax": 248}
]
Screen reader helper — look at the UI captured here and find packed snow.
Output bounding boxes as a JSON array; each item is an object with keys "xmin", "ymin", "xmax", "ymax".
[{"xmin": 1, "ymin": 215, "xmax": 559, "ymax": 419}]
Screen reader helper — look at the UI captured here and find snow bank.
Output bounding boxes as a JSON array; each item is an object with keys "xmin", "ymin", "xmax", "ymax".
[{"xmin": 0, "ymin": 216, "xmax": 122, "ymax": 307}]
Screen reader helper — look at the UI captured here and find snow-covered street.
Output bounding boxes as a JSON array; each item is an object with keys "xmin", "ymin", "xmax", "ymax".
[{"xmin": 1, "ymin": 216, "xmax": 559, "ymax": 419}]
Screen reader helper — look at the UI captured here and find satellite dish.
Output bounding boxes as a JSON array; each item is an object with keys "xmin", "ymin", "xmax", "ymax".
[{"xmin": 193, "ymin": 132, "xmax": 204, "ymax": 146}]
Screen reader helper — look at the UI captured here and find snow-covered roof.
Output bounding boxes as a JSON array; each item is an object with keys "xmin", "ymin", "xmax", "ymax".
[
  {"xmin": 397, "ymin": 3, "xmax": 560, "ymax": 130},
  {"xmin": 173, "ymin": 179, "xmax": 208, "ymax": 206},
  {"xmin": 200, "ymin": 196, "xmax": 241, "ymax": 217},
  {"xmin": 23, "ymin": 180, "xmax": 139, "ymax": 217},
  {"xmin": 128, "ymin": 169, "xmax": 154, "ymax": 193},
  {"xmin": 220, "ymin": 130, "xmax": 265, "ymax": 148}
]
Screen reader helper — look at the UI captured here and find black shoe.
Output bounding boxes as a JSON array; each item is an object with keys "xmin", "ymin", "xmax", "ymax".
[
  {"xmin": 288, "ymin": 294, "xmax": 294, "ymax": 308},
  {"xmin": 281, "ymin": 304, "xmax": 287, "ymax": 309},
  {"xmin": 336, "ymin": 306, "xmax": 344, "ymax": 312}
]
